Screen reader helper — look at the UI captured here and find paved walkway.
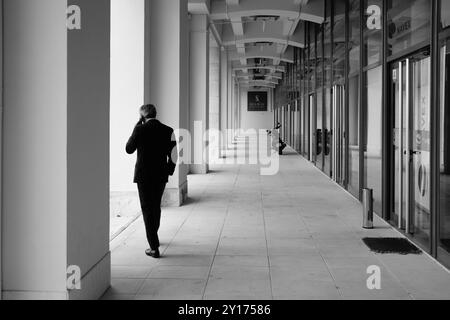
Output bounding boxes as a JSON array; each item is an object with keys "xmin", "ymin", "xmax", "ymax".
[{"xmin": 104, "ymin": 138, "xmax": 450, "ymax": 300}]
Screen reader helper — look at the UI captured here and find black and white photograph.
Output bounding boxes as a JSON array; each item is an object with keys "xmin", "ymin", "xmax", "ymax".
[
  {"xmin": 1, "ymin": 0, "xmax": 450, "ymax": 312},
  {"xmin": 248, "ymin": 91, "xmax": 268, "ymax": 112}
]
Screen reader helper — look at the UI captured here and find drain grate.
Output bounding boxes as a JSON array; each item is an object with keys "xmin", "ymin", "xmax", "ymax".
[{"xmin": 362, "ymin": 238, "xmax": 423, "ymax": 255}]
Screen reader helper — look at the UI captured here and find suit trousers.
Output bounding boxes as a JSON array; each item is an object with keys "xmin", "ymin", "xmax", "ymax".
[{"xmin": 137, "ymin": 182, "xmax": 167, "ymax": 250}]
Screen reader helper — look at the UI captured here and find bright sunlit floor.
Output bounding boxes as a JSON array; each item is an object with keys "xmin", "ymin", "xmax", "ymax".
[{"xmin": 103, "ymin": 138, "xmax": 450, "ymax": 300}]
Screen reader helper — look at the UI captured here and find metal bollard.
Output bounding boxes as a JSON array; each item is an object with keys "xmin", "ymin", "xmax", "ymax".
[{"xmin": 362, "ymin": 188, "xmax": 374, "ymax": 229}]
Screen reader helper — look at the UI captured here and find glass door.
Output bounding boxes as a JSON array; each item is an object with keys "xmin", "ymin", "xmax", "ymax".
[
  {"xmin": 316, "ymin": 90, "xmax": 324, "ymax": 169},
  {"xmin": 332, "ymin": 85, "xmax": 346, "ymax": 186},
  {"xmin": 295, "ymin": 100, "xmax": 300, "ymax": 153},
  {"xmin": 301, "ymin": 96, "xmax": 306, "ymax": 156},
  {"xmin": 290, "ymin": 107, "xmax": 296, "ymax": 150},
  {"xmin": 391, "ymin": 51, "xmax": 431, "ymax": 250},
  {"xmin": 324, "ymin": 88, "xmax": 332, "ymax": 176},
  {"xmin": 438, "ymin": 39, "xmax": 450, "ymax": 266},
  {"xmin": 309, "ymin": 94, "xmax": 316, "ymax": 162},
  {"xmin": 304, "ymin": 95, "xmax": 310, "ymax": 158}
]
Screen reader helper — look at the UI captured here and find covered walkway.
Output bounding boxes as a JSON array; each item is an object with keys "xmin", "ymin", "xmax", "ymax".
[{"xmin": 104, "ymin": 139, "xmax": 450, "ymax": 300}]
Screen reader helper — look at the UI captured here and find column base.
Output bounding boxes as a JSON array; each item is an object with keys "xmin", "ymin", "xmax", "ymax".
[
  {"xmin": 69, "ymin": 252, "xmax": 111, "ymax": 300},
  {"xmin": 189, "ymin": 164, "xmax": 209, "ymax": 175},
  {"xmin": 162, "ymin": 180, "xmax": 188, "ymax": 207},
  {"xmin": 3, "ymin": 290, "xmax": 68, "ymax": 300}
]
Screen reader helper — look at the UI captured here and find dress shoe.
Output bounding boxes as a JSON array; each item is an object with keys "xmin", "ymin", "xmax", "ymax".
[{"xmin": 145, "ymin": 249, "xmax": 160, "ymax": 259}]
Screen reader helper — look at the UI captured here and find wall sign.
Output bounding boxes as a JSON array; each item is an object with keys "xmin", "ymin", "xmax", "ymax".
[{"xmin": 248, "ymin": 92, "xmax": 268, "ymax": 112}]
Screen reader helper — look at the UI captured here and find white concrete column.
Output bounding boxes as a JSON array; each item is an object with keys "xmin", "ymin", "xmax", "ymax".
[
  {"xmin": 209, "ymin": 36, "xmax": 221, "ymax": 162},
  {"xmin": 220, "ymin": 47, "xmax": 228, "ymax": 157},
  {"xmin": 2, "ymin": 0, "xmax": 111, "ymax": 300},
  {"xmin": 144, "ymin": 0, "xmax": 189, "ymax": 205},
  {"xmin": 110, "ymin": 0, "xmax": 145, "ymax": 193},
  {"xmin": 66, "ymin": 0, "xmax": 111, "ymax": 300},
  {"xmin": 3, "ymin": 0, "xmax": 68, "ymax": 300},
  {"xmin": 189, "ymin": 14, "xmax": 210, "ymax": 174}
]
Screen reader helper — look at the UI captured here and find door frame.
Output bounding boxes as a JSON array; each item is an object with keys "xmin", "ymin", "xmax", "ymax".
[
  {"xmin": 309, "ymin": 93, "xmax": 316, "ymax": 163},
  {"xmin": 391, "ymin": 58, "xmax": 412, "ymax": 233},
  {"xmin": 0, "ymin": 0, "xmax": 3, "ymax": 300},
  {"xmin": 436, "ymin": 37, "xmax": 450, "ymax": 267},
  {"xmin": 388, "ymin": 48, "xmax": 433, "ymax": 252},
  {"xmin": 332, "ymin": 84, "xmax": 346, "ymax": 186},
  {"xmin": 316, "ymin": 89, "xmax": 324, "ymax": 170}
]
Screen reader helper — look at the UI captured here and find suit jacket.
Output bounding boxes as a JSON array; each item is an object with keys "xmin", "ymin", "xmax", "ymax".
[{"xmin": 126, "ymin": 119, "xmax": 177, "ymax": 184}]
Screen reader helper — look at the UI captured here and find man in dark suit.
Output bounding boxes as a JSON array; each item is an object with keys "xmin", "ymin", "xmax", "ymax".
[{"xmin": 126, "ymin": 104, "xmax": 177, "ymax": 259}]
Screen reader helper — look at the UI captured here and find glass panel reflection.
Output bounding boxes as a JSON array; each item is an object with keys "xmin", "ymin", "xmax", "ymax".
[
  {"xmin": 387, "ymin": 0, "xmax": 431, "ymax": 56},
  {"xmin": 348, "ymin": 75, "xmax": 360, "ymax": 197},
  {"xmin": 411, "ymin": 55, "xmax": 431, "ymax": 246},
  {"xmin": 440, "ymin": 43, "xmax": 450, "ymax": 253},
  {"xmin": 364, "ymin": 0, "xmax": 383, "ymax": 66},
  {"xmin": 442, "ymin": 0, "xmax": 450, "ymax": 29},
  {"xmin": 333, "ymin": 0, "xmax": 347, "ymax": 85},
  {"xmin": 316, "ymin": 91, "xmax": 323, "ymax": 169},
  {"xmin": 349, "ymin": 0, "xmax": 361, "ymax": 75},
  {"xmin": 365, "ymin": 66, "xmax": 383, "ymax": 214}
]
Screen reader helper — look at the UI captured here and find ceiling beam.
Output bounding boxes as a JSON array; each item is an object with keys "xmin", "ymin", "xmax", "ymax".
[
  {"xmin": 210, "ymin": 0, "xmax": 324, "ymax": 24},
  {"xmin": 265, "ymin": 73, "xmax": 283, "ymax": 79},
  {"xmin": 238, "ymin": 79, "xmax": 279, "ymax": 85},
  {"xmin": 239, "ymin": 83, "xmax": 276, "ymax": 89},
  {"xmin": 228, "ymin": 46, "xmax": 294, "ymax": 64},
  {"xmin": 235, "ymin": 72, "xmax": 283, "ymax": 79},
  {"xmin": 221, "ymin": 20, "xmax": 306, "ymax": 48},
  {"xmin": 232, "ymin": 65, "xmax": 286, "ymax": 73},
  {"xmin": 188, "ymin": 0, "xmax": 211, "ymax": 15}
]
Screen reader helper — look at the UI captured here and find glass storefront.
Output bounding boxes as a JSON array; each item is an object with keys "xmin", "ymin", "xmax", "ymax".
[
  {"xmin": 439, "ymin": 39, "xmax": 450, "ymax": 261},
  {"xmin": 324, "ymin": 2, "xmax": 332, "ymax": 176},
  {"xmin": 387, "ymin": 0, "xmax": 431, "ymax": 57},
  {"xmin": 439, "ymin": 1, "xmax": 450, "ymax": 265},
  {"xmin": 272, "ymin": 0, "xmax": 450, "ymax": 269}
]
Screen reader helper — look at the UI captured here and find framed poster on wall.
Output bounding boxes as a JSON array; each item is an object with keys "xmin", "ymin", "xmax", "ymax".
[{"xmin": 248, "ymin": 91, "xmax": 268, "ymax": 111}]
